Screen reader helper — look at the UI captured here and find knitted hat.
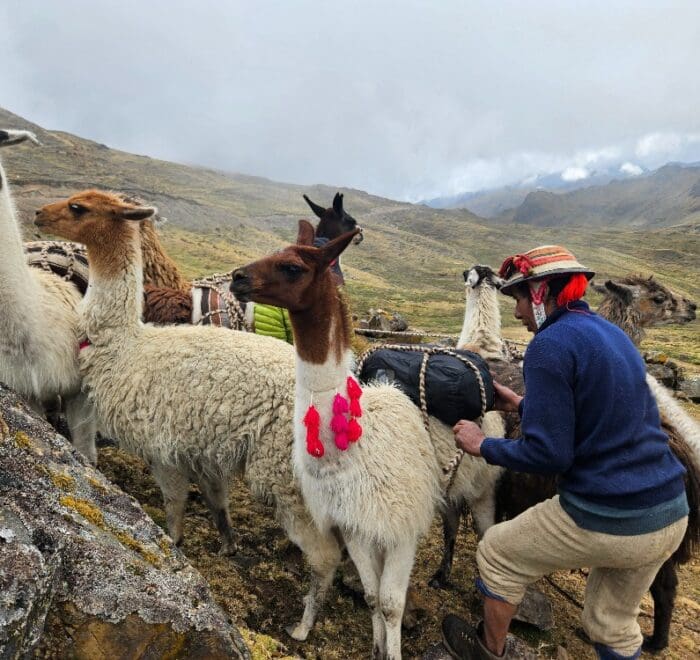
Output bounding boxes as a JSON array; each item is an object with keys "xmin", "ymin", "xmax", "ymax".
[{"xmin": 498, "ymin": 245, "xmax": 594, "ymax": 297}]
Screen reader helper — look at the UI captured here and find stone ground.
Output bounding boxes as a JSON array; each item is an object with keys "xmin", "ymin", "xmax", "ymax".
[{"xmin": 98, "ymin": 448, "xmax": 700, "ymax": 660}]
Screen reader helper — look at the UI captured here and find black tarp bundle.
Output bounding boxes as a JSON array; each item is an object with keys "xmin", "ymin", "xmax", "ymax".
[{"xmin": 358, "ymin": 348, "xmax": 494, "ymax": 426}]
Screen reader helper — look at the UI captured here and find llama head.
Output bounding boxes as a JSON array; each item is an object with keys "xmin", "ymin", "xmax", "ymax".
[
  {"xmin": 303, "ymin": 192, "xmax": 363, "ymax": 244},
  {"xmin": 35, "ymin": 190, "xmax": 156, "ymax": 247},
  {"xmin": 595, "ymin": 275, "xmax": 697, "ymax": 328},
  {"xmin": 231, "ymin": 219, "xmax": 360, "ymax": 313},
  {"xmin": 463, "ymin": 264, "xmax": 505, "ymax": 291},
  {"xmin": 0, "ymin": 129, "xmax": 41, "ymax": 149}
]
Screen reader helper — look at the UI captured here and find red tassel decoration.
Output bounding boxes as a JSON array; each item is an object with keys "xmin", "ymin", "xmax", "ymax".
[
  {"xmin": 556, "ymin": 273, "xmax": 589, "ymax": 306},
  {"xmin": 346, "ymin": 377, "xmax": 363, "ymax": 400},
  {"xmin": 332, "ymin": 393, "xmax": 349, "ymax": 414},
  {"xmin": 347, "ymin": 376, "xmax": 363, "ymax": 418},
  {"xmin": 335, "ymin": 432, "xmax": 349, "ymax": 451},
  {"xmin": 349, "ymin": 399, "xmax": 362, "ymax": 418},
  {"xmin": 331, "ymin": 413, "xmax": 349, "ymax": 434},
  {"xmin": 348, "ymin": 418, "xmax": 363, "ymax": 442},
  {"xmin": 303, "ymin": 405, "xmax": 324, "ymax": 458}
]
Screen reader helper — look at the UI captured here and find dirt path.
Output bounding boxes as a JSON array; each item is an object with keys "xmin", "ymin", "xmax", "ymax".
[{"xmin": 98, "ymin": 448, "xmax": 699, "ymax": 659}]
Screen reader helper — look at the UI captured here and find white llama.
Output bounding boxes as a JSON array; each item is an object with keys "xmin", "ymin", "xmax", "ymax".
[
  {"xmin": 231, "ymin": 221, "xmax": 504, "ymax": 659},
  {"xmin": 0, "ymin": 129, "xmax": 96, "ymax": 463}
]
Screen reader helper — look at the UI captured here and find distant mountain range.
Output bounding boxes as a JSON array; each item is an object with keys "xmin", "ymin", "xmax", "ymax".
[
  {"xmin": 423, "ymin": 162, "xmax": 700, "ymax": 229},
  {"xmin": 1, "ymin": 105, "xmax": 698, "ymax": 340}
]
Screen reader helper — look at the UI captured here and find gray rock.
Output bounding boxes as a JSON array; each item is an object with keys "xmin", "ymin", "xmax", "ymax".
[
  {"xmin": 514, "ymin": 586, "xmax": 555, "ymax": 631},
  {"xmin": 0, "ymin": 384, "xmax": 250, "ymax": 659},
  {"xmin": 679, "ymin": 375, "xmax": 700, "ymax": 402}
]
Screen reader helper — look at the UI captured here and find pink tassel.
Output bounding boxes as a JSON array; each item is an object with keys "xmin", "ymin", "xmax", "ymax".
[
  {"xmin": 349, "ymin": 399, "xmax": 362, "ymax": 418},
  {"xmin": 331, "ymin": 413, "xmax": 348, "ymax": 434},
  {"xmin": 333, "ymin": 393, "xmax": 349, "ymax": 414},
  {"xmin": 348, "ymin": 418, "xmax": 362, "ymax": 442},
  {"xmin": 335, "ymin": 432, "xmax": 349, "ymax": 451},
  {"xmin": 346, "ymin": 376, "xmax": 363, "ymax": 400}
]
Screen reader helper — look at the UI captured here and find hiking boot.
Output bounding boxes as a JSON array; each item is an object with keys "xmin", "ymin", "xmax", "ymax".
[{"xmin": 441, "ymin": 615, "xmax": 505, "ymax": 659}]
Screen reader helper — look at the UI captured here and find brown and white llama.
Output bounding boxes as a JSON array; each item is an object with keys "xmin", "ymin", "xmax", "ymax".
[
  {"xmin": 32, "ymin": 191, "xmax": 362, "ymax": 330},
  {"xmin": 231, "ymin": 222, "xmax": 503, "ymax": 659},
  {"xmin": 451, "ymin": 263, "xmax": 700, "ymax": 652},
  {"xmin": 0, "ymin": 129, "xmax": 97, "ymax": 463}
]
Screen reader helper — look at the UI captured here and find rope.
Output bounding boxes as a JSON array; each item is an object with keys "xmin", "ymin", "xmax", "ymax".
[
  {"xmin": 191, "ymin": 273, "xmax": 249, "ymax": 331},
  {"xmin": 355, "ymin": 343, "xmax": 489, "ymax": 495}
]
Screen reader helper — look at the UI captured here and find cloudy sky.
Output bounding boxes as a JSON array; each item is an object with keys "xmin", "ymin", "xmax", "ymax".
[{"xmin": 3, "ymin": 0, "xmax": 700, "ymax": 201}]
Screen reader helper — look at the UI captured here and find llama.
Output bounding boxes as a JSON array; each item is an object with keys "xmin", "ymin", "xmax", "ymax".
[
  {"xmin": 457, "ymin": 265, "xmax": 508, "ymax": 359},
  {"xmin": 231, "ymin": 221, "xmax": 504, "ymax": 659},
  {"xmin": 0, "ymin": 129, "xmax": 96, "ymax": 463},
  {"xmin": 33, "ymin": 189, "xmax": 361, "ymax": 643},
  {"xmin": 450, "ymin": 262, "xmax": 700, "ymax": 652},
  {"xmin": 594, "ymin": 275, "xmax": 697, "ymax": 346}
]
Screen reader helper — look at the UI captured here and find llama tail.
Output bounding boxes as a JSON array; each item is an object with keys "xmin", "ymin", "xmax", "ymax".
[{"xmin": 668, "ymin": 429, "xmax": 700, "ymax": 565}]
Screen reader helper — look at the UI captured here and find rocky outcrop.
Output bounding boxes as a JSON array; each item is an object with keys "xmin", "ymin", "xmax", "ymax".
[{"xmin": 0, "ymin": 383, "xmax": 250, "ymax": 659}]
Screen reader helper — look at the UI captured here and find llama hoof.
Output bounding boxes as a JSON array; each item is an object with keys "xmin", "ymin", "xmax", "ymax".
[
  {"xmin": 285, "ymin": 623, "xmax": 310, "ymax": 641},
  {"xmin": 218, "ymin": 540, "xmax": 239, "ymax": 556},
  {"xmin": 428, "ymin": 574, "xmax": 452, "ymax": 590},
  {"xmin": 642, "ymin": 635, "xmax": 667, "ymax": 654}
]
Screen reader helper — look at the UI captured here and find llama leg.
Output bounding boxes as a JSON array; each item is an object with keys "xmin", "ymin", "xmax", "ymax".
[
  {"xmin": 150, "ymin": 461, "xmax": 189, "ymax": 546},
  {"xmin": 643, "ymin": 560, "xmax": 678, "ymax": 653},
  {"xmin": 284, "ymin": 517, "xmax": 342, "ymax": 641},
  {"xmin": 64, "ymin": 392, "xmax": 97, "ymax": 465},
  {"xmin": 345, "ymin": 537, "xmax": 385, "ymax": 659},
  {"xmin": 194, "ymin": 473, "xmax": 236, "ymax": 555},
  {"xmin": 429, "ymin": 504, "xmax": 461, "ymax": 588},
  {"xmin": 381, "ymin": 541, "xmax": 416, "ymax": 660},
  {"xmin": 470, "ymin": 491, "xmax": 497, "ymax": 538}
]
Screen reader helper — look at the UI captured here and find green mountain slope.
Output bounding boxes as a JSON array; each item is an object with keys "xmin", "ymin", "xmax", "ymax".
[{"xmin": 1, "ymin": 106, "xmax": 698, "ymax": 362}]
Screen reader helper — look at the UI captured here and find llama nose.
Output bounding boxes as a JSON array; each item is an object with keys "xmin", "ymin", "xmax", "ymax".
[{"xmin": 230, "ymin": 268, "xmax": 249, "ymax": 293}]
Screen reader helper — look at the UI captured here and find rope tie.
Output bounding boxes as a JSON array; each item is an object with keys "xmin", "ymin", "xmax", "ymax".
[{"xmin": 356, "ymin": 343, "xmax": 489, "ymax": 495}]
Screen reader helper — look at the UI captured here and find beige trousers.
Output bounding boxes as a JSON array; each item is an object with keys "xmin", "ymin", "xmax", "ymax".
[{"xmin": 476, "ymin": 495, "xmax": 687, "ymax": 657}]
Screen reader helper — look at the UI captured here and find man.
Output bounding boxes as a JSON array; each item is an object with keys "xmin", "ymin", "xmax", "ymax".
[{"xmin": 443, "ymin": 246, "xmax": 688, "ymax": 660}]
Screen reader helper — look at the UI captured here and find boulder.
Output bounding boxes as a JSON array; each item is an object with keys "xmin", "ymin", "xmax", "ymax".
[
  {"xmin": 0, "ymin": 384, "xmax": 250, "ymax": 659},
  {"xmin": 679, "ymin": 375, "xmax": 700, "ymax": 403}
]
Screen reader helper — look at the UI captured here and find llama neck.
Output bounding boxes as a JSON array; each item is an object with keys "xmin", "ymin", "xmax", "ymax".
[
  {"xmin": 139, "ymin": 221, "xmax": 188, "ymax": 292},
  {"xmin": 458, "ymin": 285, "xmax": 505, "ymax": 357},
  {"xmin": 291, "ymin": 282, "xmax": 354, "ymax": 396},
  {"xmin": 0, "ymin": 160, "xmax": 42, "ymax": 338},
  {"xmin": 82, "ymin": 223, "xmax": 143, "ymax": 338},
  {"xmin": 597, "ymin": 297, "xmax": 643, "ymax": 346}
]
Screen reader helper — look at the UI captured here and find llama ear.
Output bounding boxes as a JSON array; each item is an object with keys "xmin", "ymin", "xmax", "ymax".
[
  {"xmin": 120, "ymin": 206, "xmax": 157, "ymax": 221},
  {"xmin": 333, "ymin": 192, "xmax": 344, "ymax": 216},
  {"xmin": 590, "ymin": 281, "xmax": 607, "ymax": 295},
  {"xmin": 317, "ymin": 228, "xmax": 360, "ymax": 269},
  {"xmin": 303, "ymin": 194, "xmax": 325, "ymax": 219},
  {"xmin": 605, "ymin": 280, "xmax": 634, "ymax": 304},
  {"xmin": 297, "ymin": 219, "xmax": 316, "ymax": 246}
]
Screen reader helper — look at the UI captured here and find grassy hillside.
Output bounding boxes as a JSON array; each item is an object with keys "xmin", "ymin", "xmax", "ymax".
[{"xmin": 2, "ymin": 105, "xmax": 698, "ymax": 366}]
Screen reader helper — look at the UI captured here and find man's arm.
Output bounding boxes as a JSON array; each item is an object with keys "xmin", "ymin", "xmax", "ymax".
[{"xmin": 480, "ymin": 337, "xmax": 576, "ymax": 474}]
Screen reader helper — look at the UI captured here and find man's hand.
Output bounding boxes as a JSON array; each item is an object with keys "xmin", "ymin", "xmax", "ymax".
[
  {"xmin": 493, "ymin": 380, "xmax": 523, "ymax": 413},
  {"xmin": 453, "ymin": 420, "xmax": 485, "ymax": 457}
]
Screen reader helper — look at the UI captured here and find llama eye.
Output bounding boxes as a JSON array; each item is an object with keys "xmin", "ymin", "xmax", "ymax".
[
  {"xmin": 653, "ymin": 295, "xmax": 666, "ymax": 304},
  {"xmin": 279, "ymin": 263, "xmax": 304, "ymax": 278},
  {"xmin": 69, "ymin": 203, "xmax": 87, "ymax": 216}
]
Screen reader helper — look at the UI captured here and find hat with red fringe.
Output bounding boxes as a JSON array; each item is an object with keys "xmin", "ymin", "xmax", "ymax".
[{"xmin": 498, "ymin": 245, "xmax": 594, "ymax": 297}]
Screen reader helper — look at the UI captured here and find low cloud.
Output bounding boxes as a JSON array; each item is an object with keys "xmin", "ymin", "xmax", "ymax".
[
  {"xmin": 561, "ymin": 167, "xmax": 590, "ymax": 182},
  {"xmin": 620, "ymin": 162, "xmax": 643, "ymax": 176}
]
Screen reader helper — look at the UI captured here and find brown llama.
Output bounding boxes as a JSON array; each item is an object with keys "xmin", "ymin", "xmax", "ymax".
[
  {"xmin": 32, "ymin": 192, "xmax": 362, "ymax": 329},
  {"xmin": 594, "ymin": 275, "xmax": 696, "ymax": 346}
]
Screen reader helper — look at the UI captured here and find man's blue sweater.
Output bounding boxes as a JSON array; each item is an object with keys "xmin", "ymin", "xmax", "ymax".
[{"xmin": 480, "ymin": 300, "xmax": 688, "ymax": 534}]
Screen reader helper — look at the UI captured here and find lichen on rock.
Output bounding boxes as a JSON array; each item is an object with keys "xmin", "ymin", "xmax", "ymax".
[{"xmin": 0, "ymin": 383, "xmax": 250, "ymax": 659}]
